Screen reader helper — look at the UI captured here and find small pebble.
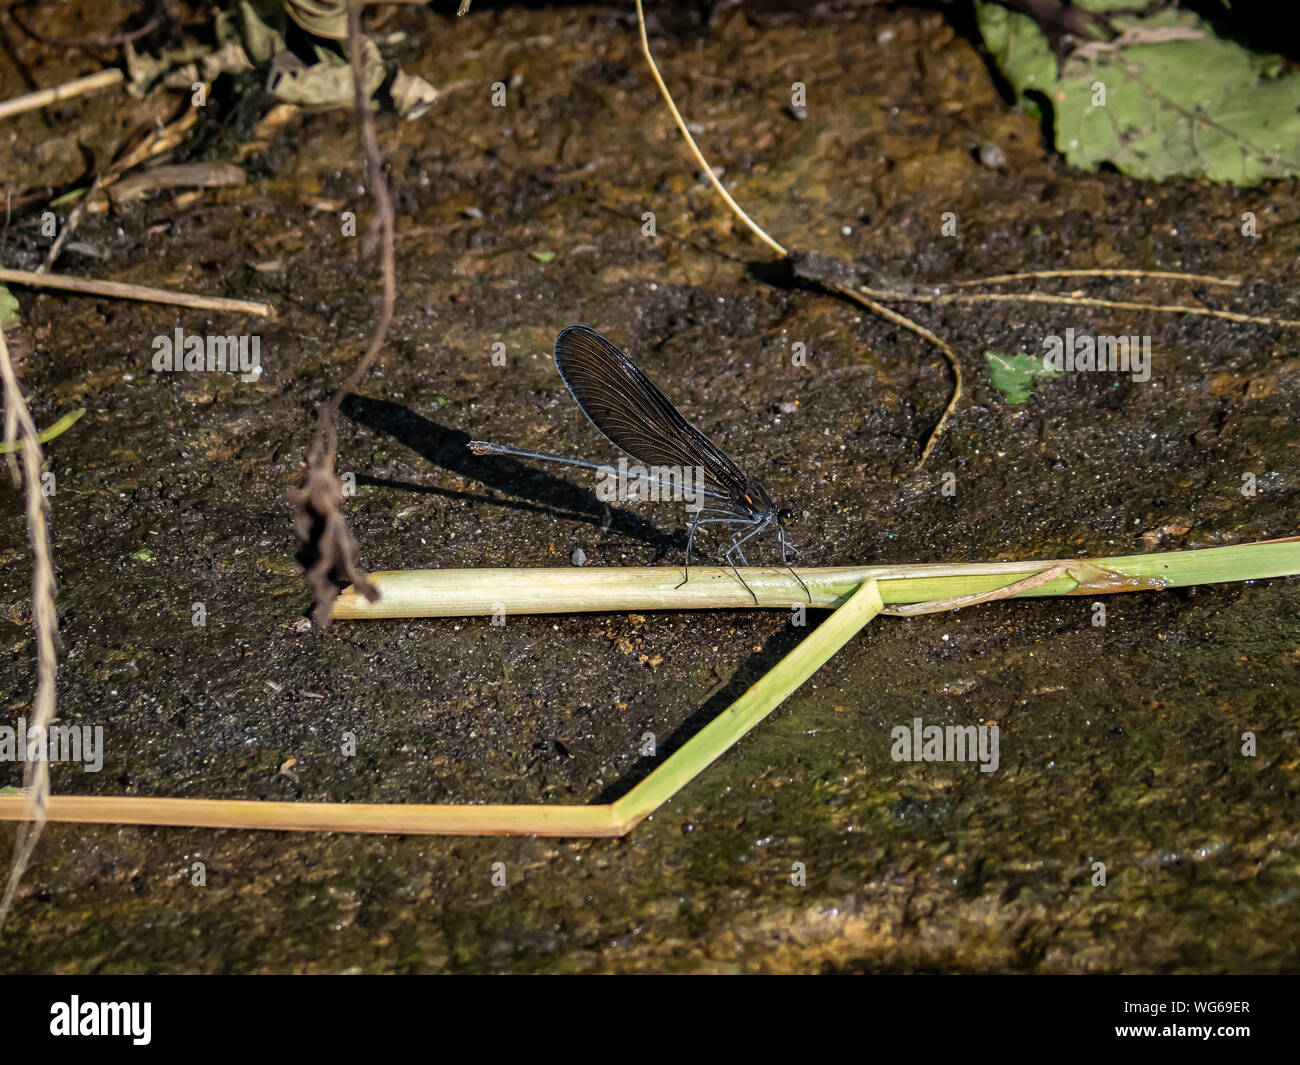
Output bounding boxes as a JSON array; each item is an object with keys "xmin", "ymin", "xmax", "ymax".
[
  {"xmin": 571, "ymin": 549, "xmax": 587, "ymax": 566},
  {"xmin": 978, "ymin": 143, "xmax": 1007, "ymax": 169}
]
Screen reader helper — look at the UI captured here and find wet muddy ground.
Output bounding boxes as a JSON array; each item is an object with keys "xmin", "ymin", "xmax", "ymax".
[{"xmin": 0, "ymin": 1, "xmax": 1297, "ymax": 971}]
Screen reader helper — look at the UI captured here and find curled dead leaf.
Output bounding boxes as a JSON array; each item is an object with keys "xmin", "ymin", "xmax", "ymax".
[{"xmin": 390, "ymin": 69, "xmax": 440, "ymax": 120}]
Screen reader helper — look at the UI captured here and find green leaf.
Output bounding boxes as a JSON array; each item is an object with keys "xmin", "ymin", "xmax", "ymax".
[
  {"xmin": 530, "ymin": 250, "xmax": 557, "ymax": 263},
  {"xmin": 977, "ymin": 3, "xmax": 1300, "ymax": 184},
  {"xmin": 131, "ymin": 549, "xmax": 154, "ymax": 562},
  {"xmin": 0, "ymin": 285, "xmax": 19, "ymax": 328},
  {"xmin": 984, "ymin": 350, "xmax": 1062, "ymax": 405}
]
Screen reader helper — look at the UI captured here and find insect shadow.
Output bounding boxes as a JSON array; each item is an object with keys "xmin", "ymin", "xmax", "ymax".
[{"xmin": 339, "ymin": 394, "xmax": 683, "ymax": 556}]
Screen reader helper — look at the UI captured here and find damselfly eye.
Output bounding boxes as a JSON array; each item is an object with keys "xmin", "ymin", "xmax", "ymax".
[{"xmin": 778, "ymin": 507, "xmax": 794, "ymax": 523}]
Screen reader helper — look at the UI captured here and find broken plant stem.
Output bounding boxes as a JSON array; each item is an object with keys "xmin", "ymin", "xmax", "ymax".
[
  {"xmin": 0, "ymin": 580, "xmax": 887, "ymax": 837},
  {"xmin": 610, "ymin": 577, "xmax": 884, "ymax": 828},
  {"xmin": 4, "ymin": 534, "xmax": 1296, "ymax": 840},
  {"xmin": 329, "ymin": 537, "xmax": 1300, "ymax": 618}
]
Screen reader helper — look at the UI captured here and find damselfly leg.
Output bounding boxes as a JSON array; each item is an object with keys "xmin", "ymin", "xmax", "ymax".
[
  {"xmin": 722, "ymin": 516, "xmax": 771, "ymax": 604},
  {"xmin": 776, "ymin": 524, "xmax": 811, "ymax": 602},
  {"xmin": 677, "ymin": 505, "xmax": 809, "ymax": 605},
  {"xmin": 678, "ymin": 506, "xmax": 749, "ymax": 589}
]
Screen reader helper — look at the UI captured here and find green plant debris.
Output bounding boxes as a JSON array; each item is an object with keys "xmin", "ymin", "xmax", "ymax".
[
  {"xmin": 531, "ymin": 250, "xmax": 557, "ymax": 263},
  {"xmin": 267, "ymin": 38, "xmax": 384, "ymax": 109},
  {"xmin": 131, "ymin": 549, "xmax": 154, "ymax": 562},
  {"xmin": 977, "ymin": 2, "xmax": 1300, "ymax": 184},
  {"xmin": 0, "ymin": 286, "xmax": 19, "ymax": 328},
  {"xmin": 0, "ymin": 409, "xmax": 85, "ymax": 454},
  {"xmin": 984, "ymin": 350, "xmax": 1062, "ymax": 404}
]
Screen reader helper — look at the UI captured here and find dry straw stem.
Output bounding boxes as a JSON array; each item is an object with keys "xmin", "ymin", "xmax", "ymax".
[
  {"xmin": 39, "ymin": 170, "xmax": 110, "ymax": 273},
  {"xmin": 0, "ymin": 325, "xmax": 60, "ymax": 930},
  {"xmin": 856, "ymin": 285, "xmax": 1300, "ymax": 330},
  {"xmin": 0, "ymin": 68, "xmax": 124, "ymax": 121},
  {"xmin": 634, "ymin": 0, "xmax": 786, "ymax": 257},
  {"xmin": 0, "ymin": 580, "xmax": 885, "ymax": 837},
  {"xmin": 883, "ymin": 560, "xmax": 1070, "ymax": 616},
  {"xmin": 0, "ymin": 267, "xmax": 274, "ymax": 317},
  {"xmin": 817, "ymin": 278, "xmax": 962, "ymax": 468},
  {"xmin": 333, "ymin": 537, "xmax": 1300, "ymax": 618},
  {"xmin": 952, "ymin": 269, "xmax": 1241, "ymax": 288}
]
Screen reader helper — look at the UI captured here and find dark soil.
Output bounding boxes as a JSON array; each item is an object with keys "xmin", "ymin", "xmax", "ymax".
[{"xmin": 0, "ymin": 0, "xmax": 1296, "ymax": 972}]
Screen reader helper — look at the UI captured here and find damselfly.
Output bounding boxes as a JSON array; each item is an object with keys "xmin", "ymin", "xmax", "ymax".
[{"xmin": 469, "ymin": 325, "xmax": 808, "ymax": 603}]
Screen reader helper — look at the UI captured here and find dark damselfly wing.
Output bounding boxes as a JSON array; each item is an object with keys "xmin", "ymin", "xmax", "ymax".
[{"xmin": 553, "ymin": 325, "xmax": 766, "ymax": 516}]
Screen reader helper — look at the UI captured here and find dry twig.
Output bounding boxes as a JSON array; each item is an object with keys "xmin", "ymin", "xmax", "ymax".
[
  {"xmin": 291, "ymin": 0, "xmax": 395, "ymax": 624},
  {"xmin": 0, "ymin": 267, "xmax": 273, "ymax": 316},
  {"xmin": 855, "ymin": 285, "xmax": 1300, "ymax": 329},
  {"xmin": 0, "ymin": 325, "xmax": 59, "ymax": 933},
  {"xmin": 0, "ymin": 68, "xmax": 124, "ymax": 121}
]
